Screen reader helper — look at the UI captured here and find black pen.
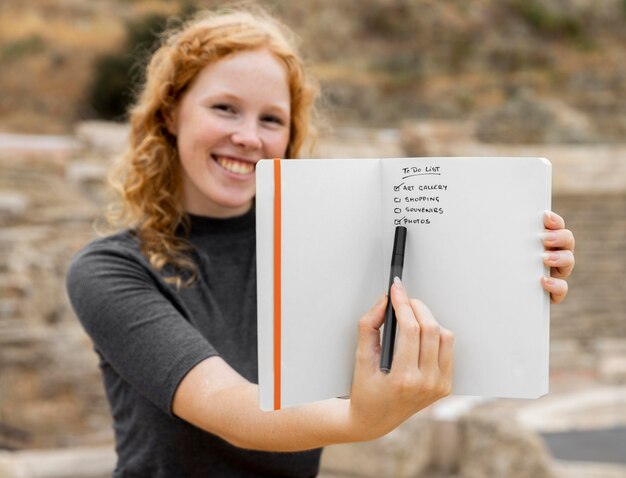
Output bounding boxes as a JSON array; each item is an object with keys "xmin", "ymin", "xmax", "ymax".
[{"xmin": 380, "ymin": 226, "xmax": 407, "ymax": 373}]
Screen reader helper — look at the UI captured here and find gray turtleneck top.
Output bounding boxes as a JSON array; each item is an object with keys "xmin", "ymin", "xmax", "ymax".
[{"xmin": 66, "ymin": 207, "xmax": 322, "ymax": 477}]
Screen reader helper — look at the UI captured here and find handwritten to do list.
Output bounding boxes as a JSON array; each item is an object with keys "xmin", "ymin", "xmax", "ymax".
[{"xmin": 391, "ymin": 164, "xmax": 448, "ymax": 226}]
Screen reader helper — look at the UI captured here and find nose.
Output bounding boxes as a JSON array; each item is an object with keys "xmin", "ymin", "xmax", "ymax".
[{"xmin": 231, "ymin": 118, "xmax": 262, "ymax": 151}]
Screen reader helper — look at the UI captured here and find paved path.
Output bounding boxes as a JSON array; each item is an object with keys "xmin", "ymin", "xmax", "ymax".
[{"xmin": 542, "ymin": 426, "xmax": 626, "ymax": 464}]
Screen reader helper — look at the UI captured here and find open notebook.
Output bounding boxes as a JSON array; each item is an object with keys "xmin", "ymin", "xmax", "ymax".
[{"xmin": 256, "ymin": 157, "xmax": 552, "ymax": 411}]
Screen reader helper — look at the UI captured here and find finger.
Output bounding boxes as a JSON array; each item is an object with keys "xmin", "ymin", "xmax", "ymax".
[
  {"xmin": 542, "ymin": 250, "xmax": 575, "ymax": 278},
  {"xmin": 359, "ymin": 294, "xmax": 387, "ymax": 348},
  {"xmin": 438, "ymin": 327, "xmax": 455, "ymax": 382},
  {"xmin": 541, "ymin": 276, "xmax": 569, "ymax": 304},
  {"xmin": 360, "ymin": 294, "xmax": 388, "ymax": 330},
  {"xmin": 409, "ymin": 298, "xmax": 441, "ymax": 372},
  {"xmin": 544, "ymin": 211, "xmax": 565, "ymax": 230},
  {"xmin": 543, "ymin": 229, "xmax": 575, "ymax": 252},
  {"xmin": 356, "ymin": 295, "xmax": 387, "ymax": 366},
  {"xmin": 388, "ymin": 278, "xmax": 420, "ymax": 373}
]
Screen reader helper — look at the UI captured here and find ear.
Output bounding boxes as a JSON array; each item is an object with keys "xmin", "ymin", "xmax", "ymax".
[{"xmin": 163, "ymin": 106, "xmax": 179, "ymax": 136}]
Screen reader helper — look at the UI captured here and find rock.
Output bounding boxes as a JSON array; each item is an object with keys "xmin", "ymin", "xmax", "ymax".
[
  {"xmin": 475, "ymin": 90, "xmax": 596, "ymax": 144},
  {"xmin": 458, "ymin": 413, "xmax": 556, "ymax": 478},
  {"xmin": 516, "ymin": 386, "xmax": 626, "ymax": 434},
  {"xmin": 66, "ymin": 162, "xmax": 107, "ymax": 185},
  {"xmin": 0, "ymin": 128, "xmax": 625, "ymax": 472},
  {"xmin": 554, "ymin": 460, "xmax": 626, "ymax": 478},
  {"xmin": 0, "ymin": 446, "xmax": 115, "ymax": 478},
  {"xmin": 74, "ymin": 121, "xmax": 129, "ymax": 155},
  {"xmin": 550, "ymin": 339, "xmax": 596, "ymax": 373},
  {"xmin": 400, "ymin": 120, "xmax": 473, "ymax": 157},
  {"xmin": 0, "ymin": 298, "xmax": 20, "ymax": 320},
  {"xmin": 65, "ymin": 161, "xmax": 109, "ymax": 205},
  {"xmin": 0, "ymin": 133, "xmax": 79, "ymax": 160},
  {"xmin": 430, "ymin": 419, "xmax": 460, "ymax": 474},
  {"xmin": 0, "ymin": 193, "xmax": 28, "ymax": 219},
  {"xmin": 599, "ymin": 356, "xmax": 626, "ymax": 385},
  {"xmin": 316, "ymin": 127, "xmax": 404, "ymax": 158},
  {"xmin": 594, "ymin": 339, "xmax": 626, "ymax": 384},
  {"xmin": 429, "ymin": 396, "xmax": 493, "ymax": 473},
  {"xmin": 0, "ymin": 453, "xmax": 22, "ymax": 478},
  {"xmin": 320, "ymin": 414, "xmax": 434, "ymax": 478}
]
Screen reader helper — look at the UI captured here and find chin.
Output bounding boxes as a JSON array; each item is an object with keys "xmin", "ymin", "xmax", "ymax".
[{"xmin": 216, "ymin": 196, "xmax": 254, "ymax": 214}]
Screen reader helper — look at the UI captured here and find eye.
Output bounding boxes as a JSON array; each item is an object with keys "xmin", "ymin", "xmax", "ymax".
[
  {"xmin": 212, "ymin": 103, "xmax": 236, "ymax": 114},
  {"xmin": 260, "ymin": 114, "xmax": 285, "ymax": 126}
]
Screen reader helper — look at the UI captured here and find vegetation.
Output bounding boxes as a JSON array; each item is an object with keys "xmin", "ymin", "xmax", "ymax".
[
  {"xmin": 509, "ymin": 0, "xmax": 584, "ymax": 40},
  {"xmin": 1, "ymin": 35, "xmax": 46, "ymax": 62},
  {"xmin": 0, "ymin": 0, "xmax": 624, "ymax": 137},
  {"xmin": 85, "ymin": 13, "xmax": 169, "ymax": 121},
  {"xmin": 85, "ymin": 2, "xmax": 203, "ymax": 121}
]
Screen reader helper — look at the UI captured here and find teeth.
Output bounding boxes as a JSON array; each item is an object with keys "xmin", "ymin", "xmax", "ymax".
[{"xmin": 215, "ymin": 156, "xmax": 254, "ymax": 175}]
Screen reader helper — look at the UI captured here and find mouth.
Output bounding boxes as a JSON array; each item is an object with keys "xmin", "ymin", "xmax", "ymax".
[{"xmin": 212, "ymin": 154, "xmax": 256, "ymax": 175}]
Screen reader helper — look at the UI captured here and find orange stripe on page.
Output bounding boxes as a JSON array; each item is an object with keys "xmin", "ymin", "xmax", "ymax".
[{"xmin": 273, "ymin": 159, "xmax": 282, "ymax": 410}]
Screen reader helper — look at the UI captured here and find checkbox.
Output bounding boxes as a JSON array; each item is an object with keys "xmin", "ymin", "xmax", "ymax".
[
  {"xmin": 394, "ymin": 198, "xmax": 401, "ymax": 203},
  {"xmin": 394, "ymin": 208, "xmax": 401, "ymax": 214}
]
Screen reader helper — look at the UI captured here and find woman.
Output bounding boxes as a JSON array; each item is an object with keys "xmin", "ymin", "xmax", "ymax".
[{"xmin": 67, "ymin": 7, "xmax": 575, "ymax": 478}]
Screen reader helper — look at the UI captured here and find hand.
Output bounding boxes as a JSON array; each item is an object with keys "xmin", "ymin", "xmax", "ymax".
[
  {"xmin": 542, "ymin": 211, "xmax": 575, "ymax": 304},
  {"xmin": 348, "ymin": 278, "xmax": 454, "ymax": 441}
]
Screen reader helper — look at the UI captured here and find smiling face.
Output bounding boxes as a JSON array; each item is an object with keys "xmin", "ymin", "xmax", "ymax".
[{"xmin": 168, "ymin": 48, "xmax": 291, "ymax": 217}]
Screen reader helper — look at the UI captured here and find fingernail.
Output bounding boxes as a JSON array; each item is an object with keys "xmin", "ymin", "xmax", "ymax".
[
  {"xmin": 393, "ymin": 276, "xmax": 403, "ymax": 288},
  {"xmin": 545, "ymin": 211, "xmax": 557, "ymax": 222},
  {"xmin": 376, "ymin": 294, "xmax": 386, "ymax": 307},
  {"xmin": 544, "ymin": 232, "xmax": 557, "ymax": 242},
  {"xmin": 544, "ymin": 277, "xmax": 554, "ymax": 286},
  {"xmin": 542, "ymin": 252, "xmax": 559, "ymax": 261}
]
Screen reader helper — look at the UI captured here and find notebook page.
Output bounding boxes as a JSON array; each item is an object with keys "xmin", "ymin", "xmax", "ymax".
[
  {"xmin": 380, "ymin": 157, "xmax": 551, "ymax": 398},
  {"xmin": 257, "ymin": 159, "xmax": 384, "ymax": 409}
]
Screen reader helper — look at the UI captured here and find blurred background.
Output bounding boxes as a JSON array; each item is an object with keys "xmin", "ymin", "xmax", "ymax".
[{"xmin": 0, "ymin": 0, "xmax": 624, "ymax": 477}]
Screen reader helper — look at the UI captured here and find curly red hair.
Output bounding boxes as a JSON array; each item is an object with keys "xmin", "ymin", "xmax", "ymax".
[{"xmin": 106, "ymin": 7, "xmax": 318, "ymax": 287}]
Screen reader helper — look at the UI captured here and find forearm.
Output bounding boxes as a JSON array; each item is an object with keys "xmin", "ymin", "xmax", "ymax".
[
  {"xmin": 173, "ymin": 283, "xmax": 455, "ymax": 452},
  {"xmin": 172, "ymin": 357, "xmax": 363, "ymax": 452},
  {"xmin": 203, "ymin": 382, "xmax": 356, "ymax": 451}
]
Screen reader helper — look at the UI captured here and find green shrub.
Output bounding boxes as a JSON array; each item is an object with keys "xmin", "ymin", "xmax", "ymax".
[
  {"xmin": 1, "ymin": 35, "xmax": 46, "ymax": 62},
  {"xmin": 511, "ymin": 0, "xmax": 583, "ymax": 40},
  {"xmin": 84, "ymin": 13, "xmax": 169, "ymax": 121},
  {"xmin": 371, "ymin": 51, "xmax": 425, "ymax": 85},
  {"xmin": 360, "ymin": 0, "xmax": 416, "ymax": 40},
  {"xmin": 82, "ymin": 7, "xmax": 204, "ymax": 121}
]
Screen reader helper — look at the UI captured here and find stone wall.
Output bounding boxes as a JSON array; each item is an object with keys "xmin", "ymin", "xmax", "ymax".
[
  {"xmin": 0, "ymin": 153, "xmax": 111, "ymax": 449},
  {"xmin": 0, "ymin": 126, "xmax": 624, "ymax": 474},
  {"xmin": 551, "ymin": 194, "xmax": 625, "ymax": 341}
]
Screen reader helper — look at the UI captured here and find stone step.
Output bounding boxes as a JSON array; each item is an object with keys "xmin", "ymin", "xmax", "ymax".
[
  {"xmin": 0, "ymin": 445, "xmax": 115, "ymax": 478},
  {"xmin": 0, "ymin": 226, "xmax": 51, "ymax": 243},
  {"xmin": 0, "ymin": 275, "xmax": 29, "ymax": 299},
  {"xmin": 65, "ymin": 162, "xmax": 107, "ymax": 184},
  {"xmin": 0, "ymin": 193, "xmax": 28, "ymax": 218},
  {"xmin": 0, "ymin": 323, "xmax": 46, "ymax": 345},
  {"xmin": 554, "ymin": 460, "xmax": 626, "ymax": 478},
  {"xmin": 0, "ymin": 298, "xmax": 21, "ymax": 320}
]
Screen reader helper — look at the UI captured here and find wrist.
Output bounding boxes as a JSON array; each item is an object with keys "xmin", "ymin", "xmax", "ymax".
[{"xmin": 345, "ymin": 398, "xmax": 392, "ymax": 443}]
